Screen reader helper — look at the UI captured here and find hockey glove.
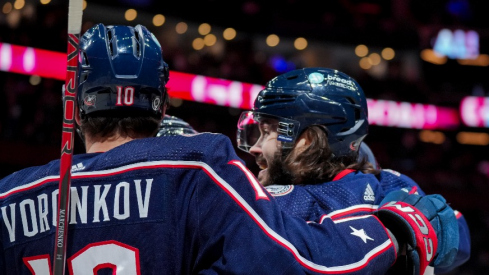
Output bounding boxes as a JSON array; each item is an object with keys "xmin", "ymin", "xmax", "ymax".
[{"xmin": 376, "ymin": 190, "xmax": 458, "ymax": 275}]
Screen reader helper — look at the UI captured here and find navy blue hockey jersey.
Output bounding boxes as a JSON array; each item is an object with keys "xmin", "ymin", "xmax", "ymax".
[
  {"xmin": 265, "ymin": 169, "xmax": 471, "ymax": 272},
  {"xmin": 264, "ymin": 169, "xmax": 422, "ymax": 222},
  {"xmin": 0, "ymin": 133, "xmax": 397, "ymax": 274}
]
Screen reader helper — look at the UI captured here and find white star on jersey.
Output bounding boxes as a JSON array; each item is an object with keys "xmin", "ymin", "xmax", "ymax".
[{"xmin": 350, "ymin": 226, "xmax": 374, "ymax": 243}]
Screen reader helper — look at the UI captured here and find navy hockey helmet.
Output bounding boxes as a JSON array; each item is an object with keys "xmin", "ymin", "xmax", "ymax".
[
  {"xmin": 77, "ymin": 23, "xmax": 169, "ymax": 119},
  {"xmin": 237, "ymin": 68, "xmax": 368, "ymax": 158},
  {"xmin": 156, "ymin": 115, "xmax": 198, "ymax": 137}
]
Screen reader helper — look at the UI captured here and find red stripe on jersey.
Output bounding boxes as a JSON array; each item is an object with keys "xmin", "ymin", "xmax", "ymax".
[{"xmin": 1, "ymin": 160, "xmax": 393, "ymax": 274}]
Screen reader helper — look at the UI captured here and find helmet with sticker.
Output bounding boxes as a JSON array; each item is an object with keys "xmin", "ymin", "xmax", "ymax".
[
  {"xmin": 77, "ymin": 23, "xmax": 169, "ymax": 119},
  {"xmin": 237, "ymin": 67, "xmax": 368, "ymax": 158}
]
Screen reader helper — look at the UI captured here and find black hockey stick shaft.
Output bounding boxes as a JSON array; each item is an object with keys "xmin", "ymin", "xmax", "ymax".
[{"xmin": 53, "ymin": 0, "xmax": 83, "ymax": 274}]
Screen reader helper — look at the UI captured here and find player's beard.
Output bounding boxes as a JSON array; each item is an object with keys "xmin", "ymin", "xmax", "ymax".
[{"xmin": 263, "ymin": 150, "xmax": 294, "ymax": 186}]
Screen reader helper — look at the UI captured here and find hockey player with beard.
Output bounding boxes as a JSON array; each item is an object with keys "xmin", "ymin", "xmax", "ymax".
[
  {"xmin": 0, "ymin": 25, "xmax": 458, "ymax": 274},
  {"xmin": 237, "ymin": 67, "xmax": 470, "ymax": 274}
]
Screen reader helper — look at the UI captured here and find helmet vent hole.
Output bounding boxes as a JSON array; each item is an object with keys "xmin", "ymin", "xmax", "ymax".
[
  {"xmin": 136, "ymin": 41, "xmax": 141, "ymax": 57},
  {"xmin": 134, "ymin": 31, "xmax": 141, "ymax": 57},
  {"xmin": 109, "ymin": 43, "xmax": 114, "ymax": 56},
  {"xmin": 134, "ymin": 30, "xmax": 140, "ymax": 41},
  {"xmin": 98, "ymin": 89, "xmax": 111, "ymax": 95},
  {"xmin": 286, "ymin": 75, "xmax": 299, "ymax": 80},
  {"xmin": 82, "ymin": 52, "xmax": 89, "ymax": 66},
  {"xmin": 107, "ymin": 29, "xmax": 115, "ymax": 56},
  {"xmin": 107, "ymin": 28, "xmax": 113, "ymax": 40}
]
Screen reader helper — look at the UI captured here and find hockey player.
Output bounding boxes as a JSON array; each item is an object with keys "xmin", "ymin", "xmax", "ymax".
[
  {"xmin": 0, "ymin": 25, "xmax": 457, "ymax": 274},
  {"xmin": 237, "ymin": 67, "xmax": 470, "ymax": 273}
]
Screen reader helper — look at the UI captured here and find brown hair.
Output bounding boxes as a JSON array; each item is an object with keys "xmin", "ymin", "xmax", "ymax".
[
  {"xmin": 79, "ymin": 116, "xmax": 160, "ymax": 142},
  {"xmin": 283, "ymin": 126, "xmax": 379, "ymax": 185}
]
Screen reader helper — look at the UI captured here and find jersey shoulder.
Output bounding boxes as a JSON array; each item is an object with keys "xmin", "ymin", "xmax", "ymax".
[
  {"xmin": 377, "ymin": 169, "xmax": 425, "ymax": 195},
  {"xmin": 265, "ymin": 172, "xmax": 383, "ymax": 220},
  {"xmin": 80, "ymin": 132, "xmax": 238, "ymax": 169},
  {"xmin": 0, "ymin": 133, "xmax": 238, "ymax": 193}
]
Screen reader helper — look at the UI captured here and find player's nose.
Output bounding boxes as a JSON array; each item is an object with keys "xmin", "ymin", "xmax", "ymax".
[{"xmin": 249, "ymin": 143, "xmax": 262, "ymax": 157}]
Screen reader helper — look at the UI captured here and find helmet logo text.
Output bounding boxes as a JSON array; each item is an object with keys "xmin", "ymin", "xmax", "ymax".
[{"xmin": 325, "ymin": 75, "xmax": 357, "ymax": 91}]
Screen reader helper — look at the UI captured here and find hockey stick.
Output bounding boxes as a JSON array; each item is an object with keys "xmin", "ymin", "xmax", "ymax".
[{"xmin": 52, "ymin": 0, "xmax": 83, "ymax": 274}]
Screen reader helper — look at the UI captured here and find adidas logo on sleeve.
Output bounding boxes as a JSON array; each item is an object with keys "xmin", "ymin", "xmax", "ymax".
[
  {"xmin": 363, "ymin": 183, "xmax": 375, "ymax": 202},
  {"xmin": 71, "ymin": 162, "xmax": 86, "ymax": 172}
]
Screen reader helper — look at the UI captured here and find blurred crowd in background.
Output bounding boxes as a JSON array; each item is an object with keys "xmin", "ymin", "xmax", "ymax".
[{"xmin": 1, "ymin": 0, "xmax": 489, "ymax": 273}]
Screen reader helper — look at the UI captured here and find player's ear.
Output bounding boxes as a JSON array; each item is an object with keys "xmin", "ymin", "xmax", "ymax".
[{"xmin": 295, "ymin": 132, "xmax": 312, "ymax": 152}]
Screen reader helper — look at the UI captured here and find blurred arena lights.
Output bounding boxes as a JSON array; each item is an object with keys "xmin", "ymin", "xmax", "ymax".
[
  {"xmin": 433, "ymin": 29, "xmax": 479, "ymax": 59},
  {"xmin": 203, "ymin": 34, "xmax": 217, "ymax": 47},
  {"xmin": 124, "ymin": 8, "xmax": 137, "ymax": 21},
  {"xmin": 198, "ymin": 23, "xmax": 211, "ymax": 35},
  {"xmin": 419, "ymin": 130, "xmax": 446, "ymax": 144},
  {"xmin": 460, "ymin": 96, "xmax": 489, "ymax": 127},
  {"xmin": 0, "ymin": 42, "xmax": 477, "ymax": 133},
  {"xmin": 13, "ymin": 0, "xmax": 25, "ymax": 10},
  {"xmin": 2, "ymin": 2, "xmax": 13, "ymax": 13},
  {"xmin": 293, "ymin": 37, "xmax": 308, "ymax": 50},
  {"xmin": 381, "ymin": 48, "xmax": 395, "ymax": 60},
  {"xmin": 265, "ymin": 34, "xmax": 280, "ymax": 47},
  {"xmin": 269, "ymin": 55, "xmax": 295, "ymax": 73},
  {"xmin": 175, "ymin": 22, "xmax": 188, "ymax": 34},
  {"xmin": 152, "ymin": 14, "xmax": 165, "ymax": 27},
  {"xmin": 368, "ymin": 53, "xmax": 381, "ymax": 66},
  {"xmin": 355, "ymin": 45, "xmax": 394, "ymax": 70},
  {"xmin": 367, "ymin": 99, "xmax": 460, "ymax": 130},
  {"xmin": 222, "ymin": 28, "xmax": 237, "ymax": 40},
  {"xmin": 456, "ymin": 54, "xmax": 489, "ymax": 66},
  {"xmin": 456, "ymin": 132, "xmax": 489, "ymax": 146},
  {"xmin": 359, "ymin": 57, "xmax": 372, "ymax": 70},
  {"xmin": 423, "ymin": 28, "xmax": 489, "ymax": 66},
  {"xmin": 0, "ymin": 43, "xmax": 65, "ymax": 80},
  {"xmin": 420, "ymin": 49, "xmax": 447, "ymax": 65},
  {"xmin": 355, "ymin": 44, "xmax": 369, "ymax": 57},
  {"xmin": 192, "ymin": 38, "xmax": 205, "ymax": 50}
]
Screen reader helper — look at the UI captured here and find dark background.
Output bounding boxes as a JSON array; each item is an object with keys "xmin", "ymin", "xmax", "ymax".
[{"xmin": 1, "ymin": 0, "xmax": 488, "ymax": 273}]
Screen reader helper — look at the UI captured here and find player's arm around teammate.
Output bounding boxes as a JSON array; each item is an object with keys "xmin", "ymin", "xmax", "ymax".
[{"xmin": 237, "ymin": 67, "xmax": 469, "ymax": 273}]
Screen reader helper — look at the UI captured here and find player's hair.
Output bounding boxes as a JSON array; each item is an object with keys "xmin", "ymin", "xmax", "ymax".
[
  {"xmin": 282, "ymin": 126, "xmax": 376, "ymax": 184},
  {"xmin": 79, "ymin": 116, "xmax": 160, "ymax": 141}
]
